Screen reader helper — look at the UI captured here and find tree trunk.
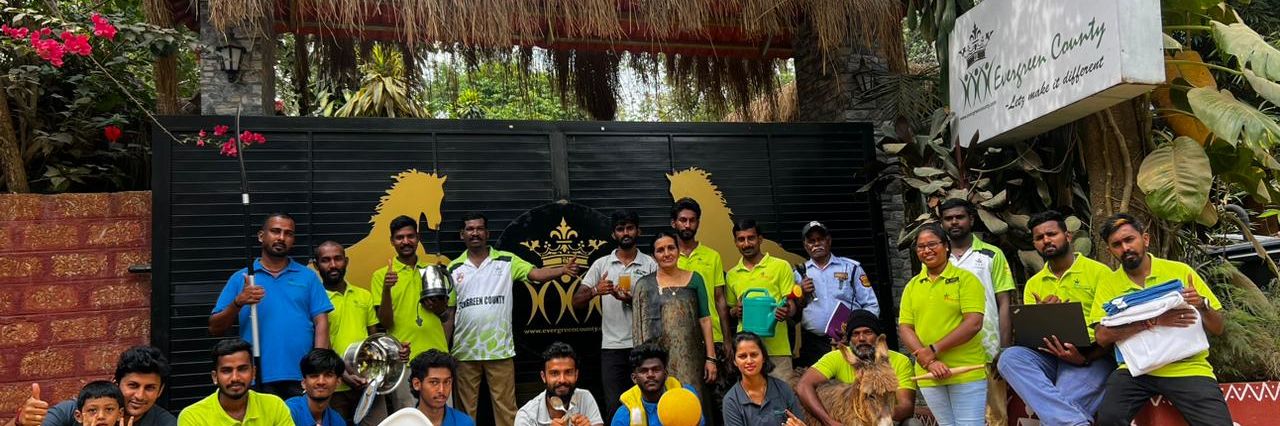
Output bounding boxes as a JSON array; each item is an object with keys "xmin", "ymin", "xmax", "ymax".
[
  {"xmin": 294, "ymin": 34, "xmax": 310, "ymax": 115},
  {"xmin": 1079, "ymin": 95, "xmax": 1166, "ymax": 266},
  {"xmin": 153, "ymin": 55, "xmax": 179, "ymax": 114},
  {"xmin": 0, "ymin": 79, "xmax": 30, "ymax": 192},
  {"xmin": 144, "ymin": 0, "xmax": 178, "ymax": 114}
]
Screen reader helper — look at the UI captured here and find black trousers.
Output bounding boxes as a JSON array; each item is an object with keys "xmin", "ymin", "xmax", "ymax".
[
  {"xmin": 794, "ymin": 330, "xmax": 834, "ymax": 370},
  {"xmin": 1096, "ymin": 370, "xmax": 1232, "ymax": 426},
  {"xmin": 260, "ymin": 380, "xmax": 303, "ymax": 400},
  {"xmin": 600, "ymin": 348, "xmax": 632, "ymax": 419}
]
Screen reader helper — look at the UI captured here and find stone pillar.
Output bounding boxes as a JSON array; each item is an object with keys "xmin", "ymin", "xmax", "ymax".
[
  {"xmin": 198, "ymin": 0, "xmax": 276, "ymax": 115},
  {"xmin": 793, "ymin": 16, "xmax": 912, "ymax": 305}
]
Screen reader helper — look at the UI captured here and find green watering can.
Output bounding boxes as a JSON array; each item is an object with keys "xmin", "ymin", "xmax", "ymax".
[{"xmin": 740, "ymin": 288, "xmax": 785, "ymax": 337}]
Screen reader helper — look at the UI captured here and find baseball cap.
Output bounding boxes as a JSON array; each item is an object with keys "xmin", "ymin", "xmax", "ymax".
[{"xmin": 801, "ymin": 221, "xmax": 828, "ymax": 237}]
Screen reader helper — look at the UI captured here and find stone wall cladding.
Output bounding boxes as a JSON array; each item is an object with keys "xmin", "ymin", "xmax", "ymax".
[
  {"xmin": 794, "ymin": 19, "xmax": 912, "ymax": 312},
  {"xmin": 0, "ymin": 192, "xmax": 152, "ymax": 416}
]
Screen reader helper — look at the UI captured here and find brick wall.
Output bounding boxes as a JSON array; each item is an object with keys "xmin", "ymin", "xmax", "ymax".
[{"xmin": 0, "ymin": 192, "xmax": 151, "ymax": 415}]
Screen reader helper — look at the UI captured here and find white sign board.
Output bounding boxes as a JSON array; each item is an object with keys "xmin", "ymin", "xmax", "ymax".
[{"xmin": 948, "ymin": 0, "xmax": 1165, "ymax": 146}]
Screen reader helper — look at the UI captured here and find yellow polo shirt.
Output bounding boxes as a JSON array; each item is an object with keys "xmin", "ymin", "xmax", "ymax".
[
  {"xmin": 1088, "ymin": 255, "xmax": 1222, "ymax": 379},
  {"xmin": 679, "ymin": 243, "xmax": 727, "ymax": 342},
  {"xmin": 812, "ymin": 349, "xmax": 918, "ymax": 391},
  {"xmin": 1023, "ymin": 253, "xmax": 1112, "ymax": 341},
  {"xmin": 177, "ymin": 390, "xmax": 292, "ymax": 426},
  {"xmin": 370, "ymin": 258, "xmax": 452, "ymax": 359},
  {"xmin": 327, "ymin": 283, "xmax": 378, "ymax": 391},
  {"xmin": 899, "ymin": 264, "xmax": 988, "ymax": 387},
  {"xmin": 726, "ymin": 254, "xmax": 797, "ymax": 357}
]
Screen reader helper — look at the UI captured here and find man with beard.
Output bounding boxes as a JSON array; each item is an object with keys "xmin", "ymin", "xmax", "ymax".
[
  {"xmin": 997, "ymin": 210, "xmax": 1115, "ymax": 426},
  {"xmin": 317, "ymin": 241, "xmax": 406, "ymax": 424},
  {"xmin": 285, "ymin": 349, "xmax": 346, "ymax": 426},
  {"xmin": 178, "ymin": 339, "xmax": 292, "ymax": 425},
  {"xmin": 670, "ymin": 199, "xmax": 733, "ymax": 356},
  {"xmin": 792, "ymin": 221, "xmax": 880, "ymax": 369},
  {"xmin": 1091, "ymin": 214, "xmax": 1231, "ymax": 426},
  {"xmin": 210, "ymin": 213, "xmax": 333, "ymax": 399},
  {"xmin": 609, "ymin": 344, "xmax": 703, "ymax": 426},
  {"xmin": 725, "ymin": 218, "xmax": 798, "ymax": 381},
  {"xmin": 937, "ymin": 199, "xmax": 1014, "ymax": 425},
  {"xmin": 796, "ymin": 309, "xmax": 920, "ymax": 426},
  {"xmin": 447, "ymin": 212, "xmax": 579, "ymax": 426},
  {"xmin": 515, "ymin": 342, "xmax": 604, "ymax": 426},
  {"xmin": 7, "ymin": 346, "xmax": 176, "ymax": 426},
  {"xmin": 370, "ymin": 215, "xmax": 450, "ymax": 411},
  {"xmin": 572, "ymin": 210, "xmax": 657, "ymax": 416},
  {"xmin": 394, "ymin": 350, "xmax": 474, "ymax": 426}
]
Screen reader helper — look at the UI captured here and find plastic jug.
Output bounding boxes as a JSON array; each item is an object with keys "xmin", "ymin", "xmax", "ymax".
[{"xmin": 741, "ymin": 288, "xmax": 785, "ymax": 337}]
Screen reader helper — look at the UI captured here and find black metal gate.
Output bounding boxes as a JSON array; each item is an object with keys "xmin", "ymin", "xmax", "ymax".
[{"xmin": 150, "ymin": 117, "xmax": 887, "ymax": 413}]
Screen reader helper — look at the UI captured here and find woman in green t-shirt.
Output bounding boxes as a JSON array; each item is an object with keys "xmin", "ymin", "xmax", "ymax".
[
  {"xmin": 633, "ymin": 230, "xmax": 719, "ymax": 397},
  {"xmin": 898, "ymin": 223, "xmax": 988, "ymax": 426}
]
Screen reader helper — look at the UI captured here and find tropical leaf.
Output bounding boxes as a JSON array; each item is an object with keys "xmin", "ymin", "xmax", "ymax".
[
  {"xmin": 977, "ymin": 208, "xmax": 1008, "ymax": 234},
  {"xmin": 1244, "ymin": 69, "xmax": 1280, "ymax": 106},
  {"xmin": 1066, "ymin": 216, "xmax": 1083, "ymax": 233},
  {"xmin": 1137, "ymin": 136, "xmax": 1213, "ymax": 223},
  {"xmin": 1211, "ymin": 21, "xmax": 1280, "ymax": 81},
  {"xmin": 1187, "ymin": 87, "xmax": 1280, "ymax": 148},
  {"xmin": 1163, "ymin": 33, "xmax": 1182, "ymax": 50},
  {"xmin": 913, "ymin": 167, "xmax": 947, "ymax": 178},
  {"xmin": 1196, "ymin": 202, "xmax": 1219, "ymax": 226}
]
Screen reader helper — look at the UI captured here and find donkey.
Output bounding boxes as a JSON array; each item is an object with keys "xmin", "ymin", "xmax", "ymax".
[{"xmin": 791, "ymin": 334, "xmax": 899, "ymax": 426}]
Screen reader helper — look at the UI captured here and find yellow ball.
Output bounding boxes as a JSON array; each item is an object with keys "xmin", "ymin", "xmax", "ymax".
[{"xmin": 657, "ymin": 387, "xmax": 702, "ymax": 426}]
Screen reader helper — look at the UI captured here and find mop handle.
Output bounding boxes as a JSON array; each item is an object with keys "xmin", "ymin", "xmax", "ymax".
[{"xmin": 246, "ymin": 273, "xmax": 261, "ymax": 358}]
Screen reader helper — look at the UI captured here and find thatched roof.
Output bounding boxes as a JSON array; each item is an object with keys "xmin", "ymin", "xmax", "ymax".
[
  {"xmin": 723, "ymin": 81, "xmax": 796, "ymax": 122},
  {"xmin": 171, "ymin": 0, "xmax": 907, "ymax": 119}
]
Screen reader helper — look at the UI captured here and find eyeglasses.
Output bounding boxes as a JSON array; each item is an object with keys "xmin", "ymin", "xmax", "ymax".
[{"xmin": 915, "ymin": 241, "xmax": 944, "ymax": 252}]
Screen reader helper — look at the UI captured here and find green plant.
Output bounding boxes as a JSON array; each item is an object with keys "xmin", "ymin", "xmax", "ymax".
[
  {"xmin": 863, "ymin": 108, "xmax": 1093, "ymax": 277},
  {"xmin": 333, "ymin": 44, "xmax": 426, "ymax": 118},
  {"xmin": 0, "ymin": 5, "xmax": 193, "ymax": 193}
]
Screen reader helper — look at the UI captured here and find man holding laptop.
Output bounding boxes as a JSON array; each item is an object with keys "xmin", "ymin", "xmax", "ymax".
[{"xmin": 998, "ymin": 211, "xmax": 1115, "ymax": 426}]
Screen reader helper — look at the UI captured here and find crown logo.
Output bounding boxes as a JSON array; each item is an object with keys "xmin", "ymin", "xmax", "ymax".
[
  {"xmin": 959, "ymin": 24, "xmax": 993, "ymax": 67},
  {"xmin": 521, "ymin": 217, "xmax": 606, "ymax": 325}
]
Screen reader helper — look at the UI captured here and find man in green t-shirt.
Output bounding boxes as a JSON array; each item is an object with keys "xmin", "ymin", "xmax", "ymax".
[
  {"xmin": 369, "ymin": 215, "xmax": 452, "ymax": 412},
  {"xmin": 177, "ymin": 339, "xmax": 292, "ymax": 426},
  {"xmin": 671, "ymin": 198, "xmax": 733, "ymax": 354},
  {"xmin": 996, "ymin": 211, "xmax": 1114, "ymax": 426},
  {"xmin": 724, "ymin": 218, "xmax": 798, "ymax": 381},
  {"xmin": 315, "ymin": 241, "xmax": 409, "ymax": 424},
  {"xmin": 796, "ymin": 309, "xmax": 921, "ymax": 426},
  {"xmin": 1091, "ymin": 214, "xmax": 1230, "ymax": 426}
]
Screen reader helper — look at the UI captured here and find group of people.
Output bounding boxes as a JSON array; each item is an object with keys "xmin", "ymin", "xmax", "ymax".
[{"xmin": 6, "ymin": 197, "xmax": 1236, "ymax": 426}]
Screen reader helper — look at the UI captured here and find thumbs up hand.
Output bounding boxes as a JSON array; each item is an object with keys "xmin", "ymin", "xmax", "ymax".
[
  {"xmin": 15, "ymin": 383, "xmax": 49, "ymax": 426},
  {"xmin": 595, "ymin": 272, "xmax": 615, "ymax": 297},
  {"xmin": 1181, "ymin": 273, "xmax": 1207, "ymax": 311}
]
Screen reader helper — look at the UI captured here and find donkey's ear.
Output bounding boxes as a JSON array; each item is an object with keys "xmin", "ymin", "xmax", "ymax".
[{"xmin": 875, "ymin": 334, "xmax": 889, "ymax": 363}]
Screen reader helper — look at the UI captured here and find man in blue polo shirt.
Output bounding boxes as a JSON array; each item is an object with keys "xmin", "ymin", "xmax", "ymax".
[
  {"xmin": 209, "ymin": 213, "xmax": 334, "ymax": 399},
  {"xmin": 792, "ymin": 221, "xmax": 880, "ymax": 368}
]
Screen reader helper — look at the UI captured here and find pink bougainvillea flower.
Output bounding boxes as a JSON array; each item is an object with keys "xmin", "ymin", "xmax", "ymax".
[
  {"xmin": 239, "ymin": 131, "xmax": 267, "ymax": 145},
  {"xmin": 219, "ymin": 138, "xmax": 239, "ymax": 157},
  {"xmin": 39, "ymin": 27, "xmax": 51, "ymax": 37},
  {"xmin": 103, "ymin": 125, "xmax": 122, "ymax": 143},
  {"xmin": 1, "ymin": 25, "xmax": 29, "ymax": 40},
  {"xmin": 213, "ymin": 125, "xmax": 229, "ymax": 136},
  {"xmin": 32, "ymin": 38, "xmax": 66, "ymax": 67},
  {"xmin": 91, "ymin": 13, "xmax": 117, "ymax": 40},
  {"xmin": 196, "ymin": 138, "xmax": 206, "ymax": 147},
  {"xmin": 61, "ymin": 31, "xmax": 92, "ymax": 56}
]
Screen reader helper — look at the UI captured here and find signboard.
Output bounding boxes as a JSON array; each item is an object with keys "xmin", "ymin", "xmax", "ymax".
[
  {"xmin": 948, "ymin": 0, "xmax": 1164, "ymax": 146},
  {"xmin": 497, "ymin": 202, "xmax": 613, "ymax": 411}
]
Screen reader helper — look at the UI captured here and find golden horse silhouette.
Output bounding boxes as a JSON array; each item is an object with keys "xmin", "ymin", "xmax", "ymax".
[
  {"xmin": 666, "ymin": 167, "xmax": 806, "ymax": 269},
  {"xmin": 344, "ymin": 170, "xmax": 450, "ymax": 290}
]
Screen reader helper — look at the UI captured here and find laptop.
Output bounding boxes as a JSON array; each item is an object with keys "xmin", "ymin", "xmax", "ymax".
[{"xmin": 1011, "ymin": 302, "xmax": 1091, "ymax": 348}]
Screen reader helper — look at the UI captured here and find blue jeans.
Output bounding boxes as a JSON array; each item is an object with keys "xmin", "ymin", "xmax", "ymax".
[
  {"xmin": 996, "ymin": 346, "xmax": 1114, "ymax": 426},
  {"xmin": 919, "ymin": 379, "xmax": 987, "ymax": 426}
]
